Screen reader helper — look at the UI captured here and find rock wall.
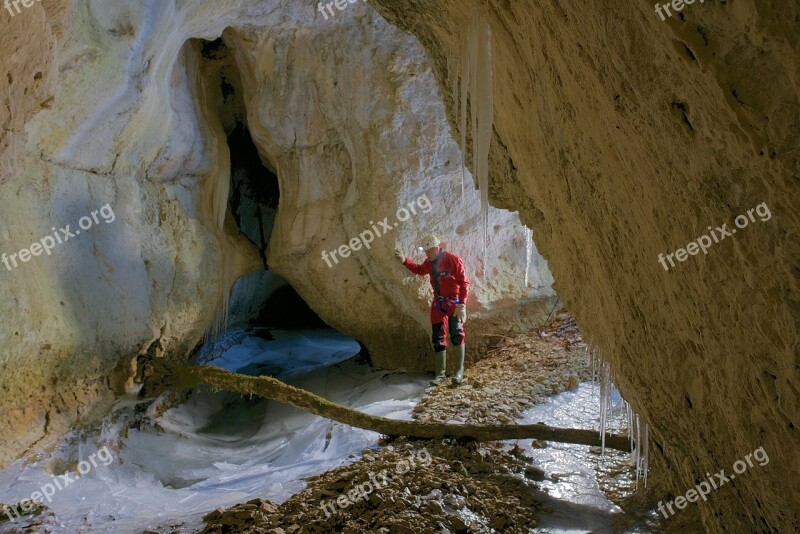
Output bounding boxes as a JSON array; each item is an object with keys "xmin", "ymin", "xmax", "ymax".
[
  {"xmin": 0, "ymin": 0, "xmax": 262, "ymax": 468},
  {"xmin": 368, "ymin": 0, "xmax": 799, "ymax": 531},
  {"xmin": 0, "ymin": 0, "xmax": 554, "ymax": 467}
]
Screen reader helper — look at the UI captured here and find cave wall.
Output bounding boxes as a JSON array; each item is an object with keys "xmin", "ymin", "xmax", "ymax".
[
  {"xmin": 0, "ymin": 0, "xmax": 554, "ymax": 466},
  {"xmin": 367, "ymin": 0, "xmax": 800, "ymax": 531},
  {"xmin": 0, "ymin": 1, "xmax": 265, "ymax": 467}
]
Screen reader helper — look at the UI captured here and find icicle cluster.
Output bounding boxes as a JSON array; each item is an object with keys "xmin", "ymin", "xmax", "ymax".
[
  {"xmin": 446, "ymin": 55, "xmax": 464, "ymax": 202},
  {"xmin": 449, "ymin": 12, "xmax": 493, "ymax": 277},
  {"xmin": 205, "ymin": 269, "xmax": 233, "ymax": 344},
  {"xmin": 589, "ymin": 344, "xmax": 650, "ymax": 487},
  {"xmin": 626, "ymin": 402, "xmax": 650, "ymax": 488},
  {"xmin": 203, "ymin": 161, "xmax": 254, "ymax": 343}
]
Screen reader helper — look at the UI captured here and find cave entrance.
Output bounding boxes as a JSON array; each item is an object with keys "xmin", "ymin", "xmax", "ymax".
[
  {"xmin": 197, "ymin": 36, "xmax": 333, "ymax": 334},
  {"xmin": 226, "ymin": 120, "xmax": 327, "ymax": 330},
  {"xmin": 186, "ymin": 36, "xmax": 364, "ymax": 441},
  {"xmin": 227, "ymin": 121, "xmax": 278, "ymax": 273}
]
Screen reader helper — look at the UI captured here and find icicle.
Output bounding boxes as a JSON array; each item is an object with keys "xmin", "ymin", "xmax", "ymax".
[
  {"xmin": 627, "ymin": 402, "xmax": 633, "ymax": 448},
  {"xmin": 634, "ymin": 415, "xmax": 641, "ymax": 485},
  {"xmin": 459, "ymin": 25, "xmax": 469, "ymax": 208},
  {"xmin": 642, "ymin": 423, "xmax": 649, "ymax": 487},
  {"xmin": 469, "ymin": 14, "xmax": 479, "ymax": 183},
  {"xmin": 588, "ymin": 346, "xmax": 593, "ymax": 387},
  {"xmin": 214, "ymin": 184, "xmax": 228, "ymax": 232},
  {"xmin": 476, "ymin": 17, "xmax": 492, "ymax": 278},
  {"xmin": 588, "ymin": 344, "xmax": 599, "ymax": 398},
  {"xmin": 447, "ymin": 50, "xmax": 464, "ymax": 203},
  {"xmin": 199, "ymin": 143, "xmax": 235, "ymax": 344},
  {"xmin": 592, "ymin": 344, "xmax": 650, "ymax": 486},
  {"xmin": 206, "ymin": 260, "xmax": 233, "ymax": 343},
  {"xmin": 598, "ymin": 360, "xmax": 612, "ymax": 455},
  {"xmin": 524, "ymin": 226, "xmax": 532, "ymax": 287},
  {"xmin": 459, "ymin": 12, "xmax": 493, "ymax": 277}
]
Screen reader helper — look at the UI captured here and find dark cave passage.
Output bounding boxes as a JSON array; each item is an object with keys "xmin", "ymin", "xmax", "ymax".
[{"xmin": 199, "ymin": 36, "xmax": 330, "ymax": 333}]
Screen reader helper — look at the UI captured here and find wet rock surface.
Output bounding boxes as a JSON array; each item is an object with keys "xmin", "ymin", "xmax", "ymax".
[{"xmin": 201, "ymin": 316, "xmax": 593, "ymax": 533}]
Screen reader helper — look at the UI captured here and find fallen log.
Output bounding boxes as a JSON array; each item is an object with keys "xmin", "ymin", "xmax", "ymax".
[{"xmin": 175, "ymin": 365, "xmax": 633, "ymax": 452}]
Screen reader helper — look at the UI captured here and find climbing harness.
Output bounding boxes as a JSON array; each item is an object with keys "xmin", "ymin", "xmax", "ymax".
[{"xmin": 433, "ymin": 295, "xmax": 460, "ymax": 314}]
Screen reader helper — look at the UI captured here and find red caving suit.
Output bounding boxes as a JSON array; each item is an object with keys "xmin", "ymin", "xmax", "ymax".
[{"xmin": 402, "ymin": 250, "xmax": 470, "ymax": 352}]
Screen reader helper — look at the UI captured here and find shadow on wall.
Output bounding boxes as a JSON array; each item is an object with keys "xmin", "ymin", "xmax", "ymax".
[{"xmin": 53, "ymin": 190, "xmax": 150, "ymax": 364}]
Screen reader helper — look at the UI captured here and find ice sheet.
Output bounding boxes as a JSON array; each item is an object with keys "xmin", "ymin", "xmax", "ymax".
[
  {"xmin": 507, "ymin": 382, "xmax": 644, "ymax": 533},
  {"xmin": 0, "ymin": 330, "xmax": 429, "ymax": 533}
]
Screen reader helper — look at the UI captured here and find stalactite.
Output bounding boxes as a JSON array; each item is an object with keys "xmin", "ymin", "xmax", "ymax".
[{"xmin": 456, "ymin": 11, "xmax": 493, "ymax": 277}]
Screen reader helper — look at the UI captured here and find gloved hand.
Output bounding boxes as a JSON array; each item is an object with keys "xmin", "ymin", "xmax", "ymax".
[
  {"xmin": 394, "ymin": 248, "xmax": 405, "ymax": 263},
  {"xmin": 455, "ymin": 303, "xmax": 466, "ymax": 323}
]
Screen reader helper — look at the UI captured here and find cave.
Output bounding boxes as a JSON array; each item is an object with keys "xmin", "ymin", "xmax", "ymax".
[
  {"xmin": 224, "ymin": 118, "xmax": 328, "ymax": 331},
  {"xmin": 199, "ymin": 37, "xmax": 330, "ymax": 334},
  {"xmin": 0, "ymin": 1, "xmax": 796, "ymax": 533}
]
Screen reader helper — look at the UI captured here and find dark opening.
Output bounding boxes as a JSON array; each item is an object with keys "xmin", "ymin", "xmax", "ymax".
[
  {"xmin": 199, "ymin": 36, "xmax": 328, "ymax": 331},
  {"xmin": 256, "ymin": 285, "xmax": 328, "ymax": 328},
  {"xmin": 227, "ymin": 121, "xmax": 279, "ymax": 271}
]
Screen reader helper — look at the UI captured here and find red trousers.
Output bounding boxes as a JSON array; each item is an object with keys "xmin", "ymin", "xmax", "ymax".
[{"xmin": 430, "ymin": 297, "xmax": 465, "ymax": 352}]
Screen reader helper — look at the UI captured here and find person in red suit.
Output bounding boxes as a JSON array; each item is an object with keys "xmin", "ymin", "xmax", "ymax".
[{"xmin": 395, "ymin": 234, "xmax": 470, "ymax": 386}]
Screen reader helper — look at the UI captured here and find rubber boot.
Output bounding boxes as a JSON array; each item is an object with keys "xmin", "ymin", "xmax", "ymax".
[
  {"xmin": 451, "ymin": 344, "xmax": 465, "ymax": 385},
  {"xmin": 430, "ymin": 351, "xmax": 447, "ymax": 385}
]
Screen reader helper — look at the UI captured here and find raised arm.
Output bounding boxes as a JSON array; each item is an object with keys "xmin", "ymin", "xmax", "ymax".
[{"xmin": 402, "ymin": 257, "xmax": 430, "ymax": 276}]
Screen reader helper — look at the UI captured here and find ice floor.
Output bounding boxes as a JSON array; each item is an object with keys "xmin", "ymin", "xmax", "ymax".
[
  {"xmin": 0, "ymin": 330, "xmax": 653, "ymax": 533},
  {"xmin": 0, "ymin": 329, "xmax": 430, "ymax": 533},
  {"xmin": 507, "ymin": 383, "xmax": 658, "ymax": 533}
]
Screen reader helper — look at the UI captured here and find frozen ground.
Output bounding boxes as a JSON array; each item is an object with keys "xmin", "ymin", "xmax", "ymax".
[
  {"xmin": 508, "ymin": 383, "xmax": 657, "ymax": 533},
  {"xmin": 0, "ymin": 329, "xmax": 429, "ymax": 533},
  {"xmin": 0, "ymin": 331, "xmax": 652, "ymax": 533}
]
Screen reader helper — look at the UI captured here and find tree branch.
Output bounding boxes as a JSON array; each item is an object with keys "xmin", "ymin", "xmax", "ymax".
[{"xmin": 178, "ymin": 365, "xmax": 632, "ymax": 452}]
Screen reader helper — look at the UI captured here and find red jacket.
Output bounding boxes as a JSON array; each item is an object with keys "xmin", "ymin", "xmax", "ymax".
[{"xmin": 402, "ymin": 251, "xmax": 470, "ymax": 304}]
